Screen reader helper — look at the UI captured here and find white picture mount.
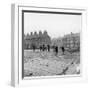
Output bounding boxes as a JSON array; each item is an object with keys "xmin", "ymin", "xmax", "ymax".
[{"xmin": 11, "ymin": 4, "xmax": 87, "ymax": 87}]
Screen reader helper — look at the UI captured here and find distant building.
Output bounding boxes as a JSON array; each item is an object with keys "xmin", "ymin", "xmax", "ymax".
[
  {"xmin": 24, "ymin": 31, "xmax": 51, "ymax": 49},
  {"xmin": 62, "ymin": 32, "xmax": 80, "ymax": 52},
  {"xmin": 51, "ymin": 37, "xmax": 63, "ymax": 47}
]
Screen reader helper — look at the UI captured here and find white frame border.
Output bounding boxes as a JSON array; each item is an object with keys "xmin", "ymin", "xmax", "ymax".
[{"xmin": 11, "ymin": 4, "xmax": 87, "ymax": 87}]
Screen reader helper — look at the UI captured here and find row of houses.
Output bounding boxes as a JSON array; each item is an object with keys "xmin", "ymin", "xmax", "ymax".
[
  {"xmin": 24, "ymin": 31, "xmax": 80, "ymax": 52},
  {"xmin": 63, "ymin": 32, "xmax": 80, "ymax": 52},
  {"xmin": 24, "ymin": 31, "xmax": 51, "ymax": 49}
]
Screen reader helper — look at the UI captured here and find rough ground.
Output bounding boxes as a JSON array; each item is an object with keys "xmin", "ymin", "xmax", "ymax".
[{"xmin": 24, "ymin": 50, "xmax": 80, "ymax": 77}]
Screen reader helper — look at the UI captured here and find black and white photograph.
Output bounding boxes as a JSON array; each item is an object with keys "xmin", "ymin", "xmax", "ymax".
[{"xmin": 23, "ymin": 10, "xmax": 81, "ymax": 77}]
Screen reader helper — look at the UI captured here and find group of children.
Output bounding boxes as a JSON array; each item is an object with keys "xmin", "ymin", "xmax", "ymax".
[{"xmin": 32, "ymin": 44, "xmax": 65, "ymax": 56}]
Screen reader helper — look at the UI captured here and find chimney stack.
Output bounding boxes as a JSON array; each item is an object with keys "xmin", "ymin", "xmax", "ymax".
[
  {"xmin": 39, "ymin": 31, "xmax": 42, "ymax": 35},
  {"xmin": 34, "ymin": 31, "xmax": 37, "ymax": 35},
  {"xmin": 31, "ymin": 32, "xmax": 33, "ymax": 35},
  {"xmin": 44, "ymin": 30, "xmax": 47, "ymax": 35}
]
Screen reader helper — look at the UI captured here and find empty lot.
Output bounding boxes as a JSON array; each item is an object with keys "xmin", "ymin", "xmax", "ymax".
[{"xmin": 24, "ymin": 50, "xmax": 80, "ymax": 77}]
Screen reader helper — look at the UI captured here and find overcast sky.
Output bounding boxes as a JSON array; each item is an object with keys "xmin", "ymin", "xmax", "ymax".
[{"xmin": 24, "ymin": 12, "xmax": 81, "ymax": 38}]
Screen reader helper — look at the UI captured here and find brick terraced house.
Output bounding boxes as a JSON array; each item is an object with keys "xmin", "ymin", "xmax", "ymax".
[
  {"xmin": 24, "ymin": 31, "xmax": 51, "ymax": 49},
  {"xmin": 62, "ymin": 32, "xmax": 80, "ymax": 53}
]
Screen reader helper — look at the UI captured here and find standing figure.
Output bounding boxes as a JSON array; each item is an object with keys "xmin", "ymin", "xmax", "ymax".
[
  {"xmin": 40, "ymin": 45, "xmax": 42, "ymax": 51},
  {"xmin": 32, "ymin": 45, "xmax": 36, "ymax": 52},
  {"xmin": 55, "ymin": 46, "xmax": 58, "ymax": 56},
  {"xmin": 61, "ymin": 46, "xmax": 65, "ymax": 55},
  {"xmin": 47, "ymin": 45, "xmax": 50, "ymax": 52},
  {"xmin": 42, "ymin": 44, "xmax": 45, "ymax": 51}
]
